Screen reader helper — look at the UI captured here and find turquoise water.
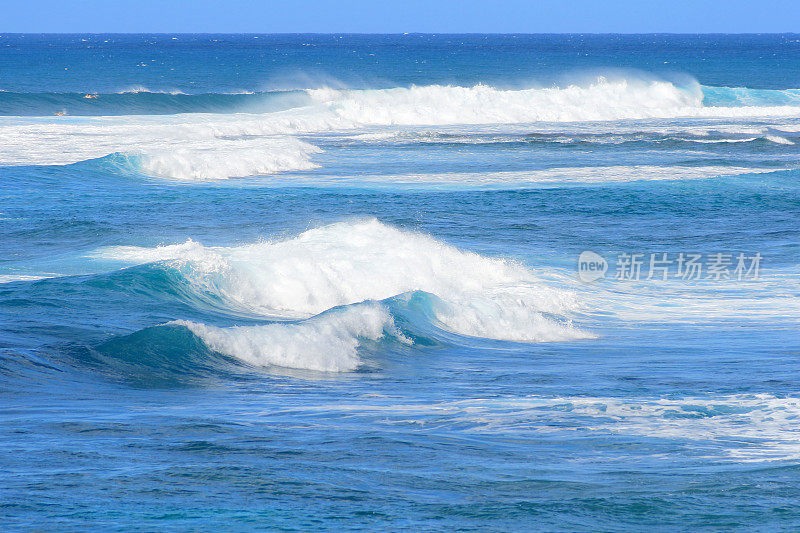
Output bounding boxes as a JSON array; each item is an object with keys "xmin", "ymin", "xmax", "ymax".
[{"xmin": 1, "ymin": 34, "xmax": 800, "ymax": 530}]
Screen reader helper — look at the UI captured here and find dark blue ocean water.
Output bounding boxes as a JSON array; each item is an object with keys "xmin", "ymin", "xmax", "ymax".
[{"xmin": 1, "ymin": 34, "xmax": 800, "ymax": 530}]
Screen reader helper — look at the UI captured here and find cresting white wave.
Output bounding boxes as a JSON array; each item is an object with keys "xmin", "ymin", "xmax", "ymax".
[
  {"xmin": 307, "ymin": 78, "xmax": 800, "ymax": 124},
  {"xmin": 90, "ymin": 219, "xmax": 592, "ymax": 370}
]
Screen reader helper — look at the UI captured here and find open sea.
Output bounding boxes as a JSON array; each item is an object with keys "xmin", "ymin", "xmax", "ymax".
[{"xmin": 1, "ymin": 34, "xmax": 799, "ymax": 530}]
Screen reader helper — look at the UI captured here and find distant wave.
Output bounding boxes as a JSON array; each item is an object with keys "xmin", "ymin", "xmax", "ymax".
[
  {"xmin": 0, "ymin": 273, "xmax": 57, "ymax": 283},
  {"xmin": 356, "ymin": 129, "xmax": 798, "ymax": 147},
  {"xmin": 3, "ymin": 76, "xmax": 800, "ymax": 180},
  {"xmin": 117, "ymin": 86, "xmax": 188, "ymax": 95}
]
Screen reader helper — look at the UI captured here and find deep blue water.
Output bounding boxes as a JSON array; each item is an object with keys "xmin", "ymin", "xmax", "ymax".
[{"xmin": 1, "ymin": 34, "xmax": 800, "ymax": 531}]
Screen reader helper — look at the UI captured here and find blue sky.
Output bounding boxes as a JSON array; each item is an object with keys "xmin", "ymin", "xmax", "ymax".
[{"xmin": 2, "ymin": 0, "xmax": 800, "ymax": 33}]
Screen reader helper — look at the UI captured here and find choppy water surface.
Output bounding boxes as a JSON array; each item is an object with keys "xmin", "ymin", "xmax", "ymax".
[{"xmin": 1, "ymin": 34, "xmax": 800, "ymax": 530}]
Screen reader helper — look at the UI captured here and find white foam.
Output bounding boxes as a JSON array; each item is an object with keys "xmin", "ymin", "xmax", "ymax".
[
  {"xmin": 91, "ymin": 219, "xmax": 591, "ymax": 343},
  {"xmin": 173, "ymin": 302, "xmax": 405, "ymax": 372},
  {"xmin": 431, "ymin": 291, "xmax": 590, "ymax": 342},
  {"xmin": 0, "ymin": 273, "xmax": 56, "ymax": 283}
]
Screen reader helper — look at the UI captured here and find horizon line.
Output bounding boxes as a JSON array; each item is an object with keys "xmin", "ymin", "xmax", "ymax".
[{"xmin": 2, "ymin": 31, "xmax": 800, "ymax": 36}]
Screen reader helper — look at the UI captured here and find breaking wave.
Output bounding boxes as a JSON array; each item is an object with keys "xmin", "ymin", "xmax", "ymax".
[{"xmin": 88, "ymin": 219, "xmax": 593, "ymax": 371}]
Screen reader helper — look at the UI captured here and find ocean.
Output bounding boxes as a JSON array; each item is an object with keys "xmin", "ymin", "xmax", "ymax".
[{"xmin": 1, "ymin": 33, "xmax": 799, "ymax": 530}]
